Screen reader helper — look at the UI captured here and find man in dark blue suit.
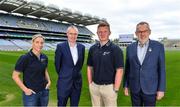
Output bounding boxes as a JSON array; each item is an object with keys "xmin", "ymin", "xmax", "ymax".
[
  {"xmin": 123, "ymin": 21, "xmax": 166, "ymax": 106},
  {"xmin": 55, "ymin": 25, "xmax": 85, "ymax": 106}
]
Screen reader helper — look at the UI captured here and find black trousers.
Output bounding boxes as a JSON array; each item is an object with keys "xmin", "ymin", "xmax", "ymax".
[{"xmin": 130, "ymin": 90, "xmax": 156, "ymax": 106}]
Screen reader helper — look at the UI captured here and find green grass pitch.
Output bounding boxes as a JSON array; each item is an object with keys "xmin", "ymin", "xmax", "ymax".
[{"xmin": 0, "ymin": 50, "xmax": 180, "ymax": 106}]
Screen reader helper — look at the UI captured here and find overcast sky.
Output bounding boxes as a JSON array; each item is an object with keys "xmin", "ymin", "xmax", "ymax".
[{"xmin": 30, "ymin": 0, "xmax": 180, "ymax": 40}]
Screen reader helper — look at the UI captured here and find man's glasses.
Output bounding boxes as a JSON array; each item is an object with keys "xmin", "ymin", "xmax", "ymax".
[{"xmin": 136, "ymin": 30, "xmax": 150, "ymax": 34}]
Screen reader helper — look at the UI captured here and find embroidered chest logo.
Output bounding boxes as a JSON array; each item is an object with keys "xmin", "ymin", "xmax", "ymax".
[
  {"xmin": 103, "ymin": 51, "xmax": 110, "ymax": 56},
  {"xmin": 40, "ymin": 58, "xmax": 46, "ymax": 63}
]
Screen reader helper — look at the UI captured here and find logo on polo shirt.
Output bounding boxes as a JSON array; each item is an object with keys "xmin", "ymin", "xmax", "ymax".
[
  {"xmin": 40, "ymin": 58, "xmax": 46, "ymax": 63},
  {"xmin": 103, "ymin": 51, "xmax": 110, "ymax": 56}
]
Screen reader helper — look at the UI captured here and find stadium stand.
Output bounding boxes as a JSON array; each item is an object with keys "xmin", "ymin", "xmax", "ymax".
[
  {"xmin": 162, "ymin": 39, "xmax": 180, "ymax": 48},
  {"xmin": 118, "ymin": 34, "xmax": 135, "ymax": 47},
  {"xmin": 0, "ymin": 39, "xmax": 20, "ymax": 51},
  {"xmin": 11, "ymin": 39, "xmax": 31, "ymax": 50},
  {"xmin": 0, "ymin": 0, "xmax": 105, "ymax": 51}
]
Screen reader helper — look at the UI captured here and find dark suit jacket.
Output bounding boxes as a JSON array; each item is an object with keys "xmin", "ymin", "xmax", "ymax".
[
  {"xmin": 55, "ymin": 41, "xmax": 85, "ymax": 97},
  {"xmin": 124, "ymin": 40, "xmax": 166, "ymax": 94}
]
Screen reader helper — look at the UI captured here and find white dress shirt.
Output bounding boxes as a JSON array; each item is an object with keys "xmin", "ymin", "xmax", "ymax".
[
  {"xmin": 137, "ymin": 40, "xmax": 149, "ymax": 65},
  {"xmin": 69, "ymin": 43, "xmax": 78, "ymax": 65}
]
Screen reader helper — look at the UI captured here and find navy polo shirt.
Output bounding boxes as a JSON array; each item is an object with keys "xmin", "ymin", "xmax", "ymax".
[
  {"xmin": 15, "ymin": 50, "xmax": 48, "ymax": 92},
  {"xmin": 87, "ymin": 41, "xmax": 124, "ymax": 85}
]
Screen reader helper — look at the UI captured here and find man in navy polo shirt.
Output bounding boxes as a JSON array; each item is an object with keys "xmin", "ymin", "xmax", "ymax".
[
  {"xmin": 12, "ymin": 34, "xmax": 51, "ymax": 106},
  {"xmin": 87, "ymin": 22, "xmax": 124, "ymax": 106}
]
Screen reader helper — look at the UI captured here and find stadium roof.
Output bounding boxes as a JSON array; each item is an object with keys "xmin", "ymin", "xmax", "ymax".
[{"xmin": 0, "ymin": 0, "xmax": 106, "ymax": 26}]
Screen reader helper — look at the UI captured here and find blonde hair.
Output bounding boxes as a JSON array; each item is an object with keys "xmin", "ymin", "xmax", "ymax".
[{"xmin": 32, "ymin": 34, "xmax": 45, "ymax": 42}]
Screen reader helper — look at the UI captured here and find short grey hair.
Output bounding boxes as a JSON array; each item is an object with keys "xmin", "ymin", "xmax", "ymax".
[
  {"xmin": 66, "ymin": 25, "xmax": 79, "ymax": 33},
  {"xmin": 136, "ymin": 21, "xmax": 151, "ymax": 31}
]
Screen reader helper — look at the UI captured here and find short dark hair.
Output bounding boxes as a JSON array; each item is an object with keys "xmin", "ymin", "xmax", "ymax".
[{"xmin": 97, "ymin": 21, "xmax": 111, "ymax": 31}]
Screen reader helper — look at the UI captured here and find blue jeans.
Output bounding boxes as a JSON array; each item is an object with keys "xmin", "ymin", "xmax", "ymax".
[{"xmin": 23, "ymin": 89, "xmax": 49, "ymax": 106}]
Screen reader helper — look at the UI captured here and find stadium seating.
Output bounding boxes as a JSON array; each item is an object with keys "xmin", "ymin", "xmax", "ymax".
[
  {"xmin": 0, "ymin": 13, "xmax": 94, "ymax": 51},
  {"xmin": 0, "ymin": 39, "xmax": 21, "ymax": 51},
  {"xmin": 11, "ymin": 39, "xmax": 31, "ymax": 50},
  {"xmin": 0, "ymin": 13, "xmax": 93, "ymax": 35}
]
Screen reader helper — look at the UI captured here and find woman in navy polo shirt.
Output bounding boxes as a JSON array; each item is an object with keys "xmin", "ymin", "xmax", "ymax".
[{"xmin": 12, "ymin": 34, "xmax": 51, "ymax": 106}]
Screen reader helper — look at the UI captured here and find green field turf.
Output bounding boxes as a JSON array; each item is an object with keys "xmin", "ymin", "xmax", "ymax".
[{"xmin": 0, "ymin": 50, "xmax": 180, "ymax": 106}]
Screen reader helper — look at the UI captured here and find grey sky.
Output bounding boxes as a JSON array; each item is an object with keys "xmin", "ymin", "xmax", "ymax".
[{"xmin": 29, "ymin": 0, "xmax": 180, "ymax": 40}]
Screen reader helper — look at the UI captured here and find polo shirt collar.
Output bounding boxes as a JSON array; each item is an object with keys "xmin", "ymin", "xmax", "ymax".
[
  {"xmin": 97, "ymin": 40, "xmax": 111, "ymax": 48},
  {"xmin": 29, "ymin": 49, "xmax": 41, "ymax": 60}
]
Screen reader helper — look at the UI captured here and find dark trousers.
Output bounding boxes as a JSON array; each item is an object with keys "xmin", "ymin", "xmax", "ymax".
[
  {"xmin": 57, "ymin": 85, "xmax": 81, "ymax": 107},
  {"xmin": 130, "ymin": 90, "xmax": 156, "ymax": 106}
]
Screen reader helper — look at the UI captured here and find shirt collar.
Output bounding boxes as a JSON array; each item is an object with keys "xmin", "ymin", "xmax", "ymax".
[
  {"xmin": 29, "ymin": 49, "xmax": 42, "ymax": 60},
  {"xmin": 138, "ymin": 40, "xmax": 149, "ymax": 47},
  {"xmin": 97, "ymin": 40, "xmax": 111, "ymax": 48},
  {"xmin": 68, "ymin": 41, "xmax": 77, "ymax": 48}
]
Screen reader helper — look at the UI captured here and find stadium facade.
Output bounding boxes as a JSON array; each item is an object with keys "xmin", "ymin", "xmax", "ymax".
[
  {"xmin": 0, "ymin": 0, "xmax": 106, "ymax": 51},
  {"xmin": 119, "ymin": 34, "xmax": 134, "ymax": 47}
]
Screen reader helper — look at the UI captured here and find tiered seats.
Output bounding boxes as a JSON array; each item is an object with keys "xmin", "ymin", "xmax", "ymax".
[
  {"xmin": 0, "ymin": 13, "xmax": 94, "ymax": 51},
  {"xmin": 0, "ymin": 14, "xmax": 93, "ymax": 36},
  {"xmin": 0, "ymin": 39, "xmax": 20, "ymax": 51},
  {"xmin": 11, "ymin": 39, "xmax": 31, "ymax": 50}
]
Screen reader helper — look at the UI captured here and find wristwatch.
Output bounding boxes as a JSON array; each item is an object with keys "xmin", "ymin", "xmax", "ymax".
[{"xmin": 113, "ymin": 88, "xmax": 119, "ymax": 93}]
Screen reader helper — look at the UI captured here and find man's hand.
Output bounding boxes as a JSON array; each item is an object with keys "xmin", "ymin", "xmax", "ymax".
[
  {"xmin": 46, "ymin": 81, "xmax": 51, "ymax": 89},
  {"xmin": 124, "ymin": 87, "xmax": 129, "ymax": 96},
  {"xmin": 156, "ymin": 91, "xmax": 164, "ymax": 100}
]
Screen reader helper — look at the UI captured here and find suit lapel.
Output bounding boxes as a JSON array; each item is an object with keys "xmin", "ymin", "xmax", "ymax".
[
  {"xmin": 65, "ymin": 41, "xmax": 74, "ymax": 66},
  {"xmin": 142, "ymin": 40, "xmax": 152, "ymax": 66}
]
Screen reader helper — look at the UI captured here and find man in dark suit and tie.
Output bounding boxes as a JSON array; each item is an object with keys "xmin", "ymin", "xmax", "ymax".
[
  {"xmin": 123, "ymin": 21, "xmax": 166, "ymax": 106},
  {"xmin": 55, "ymin": 25, "xmax": 85, "ymax": 106}
]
